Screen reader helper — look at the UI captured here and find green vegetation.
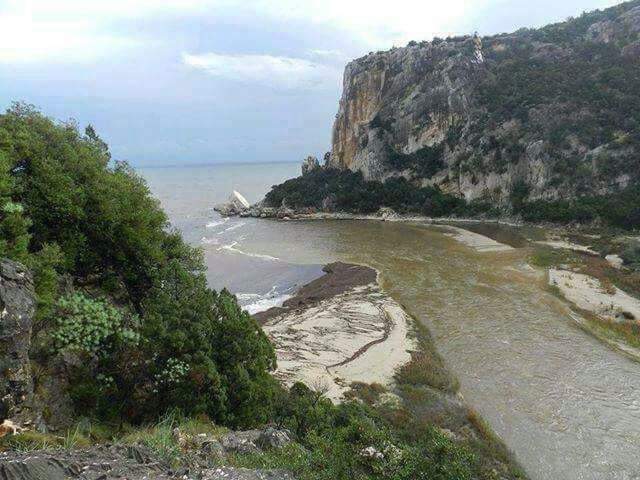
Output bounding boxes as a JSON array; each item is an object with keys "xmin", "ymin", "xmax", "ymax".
[
  {"xmin": 386, "ymin": 144, "xmax": 445, "ymax": 179},
  {"xmin": 622, "ymin": 241, "xmax": 640, "ymax": 270},
  {"xmin": 265, "ymin": 168, "xmax": 497, "ymax": 218},
  {"xmin": 516, "ymin": 185, "xmax": 640, "ymax": 230},
  {"xmin": 266, "ymin": 167, "xmax": 640, "ymax": 229},
  {"xmin": 0, "ymin": 103, "xmax": 278, "ymax": 428}
]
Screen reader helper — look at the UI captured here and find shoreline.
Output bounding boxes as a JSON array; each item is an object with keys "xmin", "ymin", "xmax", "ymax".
[
  {"xmin": 247, "ymin": 210, "xmax": 640, "ymax": 359},
  {"xmin": 255, "ymin": 260, "xmax": 526, "ymax": 478}
]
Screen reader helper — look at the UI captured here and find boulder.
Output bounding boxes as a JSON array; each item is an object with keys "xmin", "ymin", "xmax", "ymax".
[
  {"xmin": 0, "ymin": 259, "xmax": 37, "ymax": 425},
  {"xmin": 301, "ymin": 156, "xmax": 320, "ymax": 175},
  {"xmin": 219, "ymin": 429, "xmax": 262, "ymax": 454},
  {"xmin": 214, "ymin": 191, "xmax": 250, "ymax": 217},
  {"xmin": 256, "ymin": 427, "xmax": 292, "ymax": 450},
  {"xmin": 377, "ymin": 207, "xmax": 398, "ymax": 221},
  {"xmin": 321, "ymin": 194, "xmax": 337, "ymax": 212}
]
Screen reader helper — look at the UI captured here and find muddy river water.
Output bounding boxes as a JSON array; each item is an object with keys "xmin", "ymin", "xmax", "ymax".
[
  {"xmin": 238, "ymin": 219, "xmax": 640, "ymax": 480},
  {"xmin": 143, "ymin": 165, "xmax": 640, "ymax": 480}
]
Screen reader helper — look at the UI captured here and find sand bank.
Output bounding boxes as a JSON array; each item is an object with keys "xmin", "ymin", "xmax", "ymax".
[
  {"xmin": 549, "ymin": 269, "xmax": 640, "ymax": 323},
  {"xmin": 260, "ymin": 263, "xmax": 416, "ymax": 401}
]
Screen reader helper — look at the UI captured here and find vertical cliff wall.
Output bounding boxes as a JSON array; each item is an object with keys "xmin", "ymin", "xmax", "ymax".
[{"xmin": 328, "ymin": 2, "xmax": 640, "ymax": 204}]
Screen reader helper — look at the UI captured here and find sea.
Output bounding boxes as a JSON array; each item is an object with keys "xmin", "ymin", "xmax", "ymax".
[{"xmin": 139, "ymin": 162, "xmax": 325, "ymax": 314}]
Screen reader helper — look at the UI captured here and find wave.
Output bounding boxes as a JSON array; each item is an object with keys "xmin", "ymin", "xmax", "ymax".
[
  {"xmin": 217, "ymin": 222, "xmax": 246, "ymax": 234},
  {"xmin": 237, "ymin": 288, "xmax": 292, "ymax": 314},
  {"xmin": 201, "ymin": 236, "xmax": 220, "ymax": 245},
  {"xmin": 206, "ymin": 218, "xmax": 229, "ymax": 228},
  {"xmin": 216, "ymin": 241, "xmax": 280, "ymax": 261}
]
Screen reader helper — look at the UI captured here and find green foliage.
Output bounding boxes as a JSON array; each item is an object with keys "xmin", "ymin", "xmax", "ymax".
[
  {"xmin": 26, "ymin": 243, "xmax": 64, "ymax": 330},
  {"xmin": 621, "ymin": 241, "xmax": 640, "ymax": 270},
  {"xmin": 265, "ymin": 168, "xmax": 484, "ymax": 218},
  {"xmin": 52, "ymin": 293, "xmax": 139, "ymax": 355},
  {"xmin": 0, "ymin": 103, "xmax": 279, "ymax": 428},
  {"xmin": 509, "ymin": 181, "xmax": 530, "ymax": 213},
  {"xmin": 241, "ymin": 384, "xmax": 476, "ymax": 480},
  {"xmin": 386, "ymin": 144, "xmax": 445, "ymax": 178},
  {"xmin": 519, "ymin": 185, "xmax": 640, "ymax": 229}
]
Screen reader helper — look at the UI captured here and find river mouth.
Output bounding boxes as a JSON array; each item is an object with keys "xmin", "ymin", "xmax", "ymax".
[
  {"xmin": 225, "ymin": 218, "xmax": 640, "ymax": 480},
  {"xmin": 140, "ymin": 165, "xmax": 640, "ymax": 480}
]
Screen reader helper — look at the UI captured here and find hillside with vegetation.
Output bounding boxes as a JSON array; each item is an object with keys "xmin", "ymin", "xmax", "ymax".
[{"xmin": 267, "ymin": 1, "xmax": 640, "ymax": 229}]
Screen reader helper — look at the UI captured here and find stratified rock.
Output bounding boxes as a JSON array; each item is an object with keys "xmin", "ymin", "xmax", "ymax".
[
  {"xmin": 0, "ymin": 456, "xmax": 76, "ymax": 480},
  {"xmin": 0, "ymin": 259, "xmax": 37, "ymax": 425},
  {"xmin": 301, "ymin": 156, "xmax": 320, "ymax": 175},
  {"xmin": 256, "ymin": 428, "xmax": 292, "ymax": 450},
  {"xmin": 214, "ymin": 191, "xmax": 250, "ymax": 217},
  {"xmin": 326, "ymin": 3, "xmax": 640, "ymax": 206}
]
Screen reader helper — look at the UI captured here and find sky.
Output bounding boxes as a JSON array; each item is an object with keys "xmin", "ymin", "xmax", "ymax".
[{"xmin": 0, "ymin": 0, "xmax": 624, "ymax": 166}]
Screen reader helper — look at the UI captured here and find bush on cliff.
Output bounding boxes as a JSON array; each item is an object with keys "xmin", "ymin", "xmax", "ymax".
[
  {"xmin": 265, "ymin": 168, "xmax": 479, "ymax": 217},
  {"xmin": 0, "ymin": 103, "xmax": 278, "ymax": 427},
  {"xmin": 266, "ymin": 166, "xmax": 640, "ymax": 229}
]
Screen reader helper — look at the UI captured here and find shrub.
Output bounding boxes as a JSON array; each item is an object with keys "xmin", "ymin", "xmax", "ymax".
[
  {"xmin": 621, "ymin": 242, "xmax": 640, "ymax": 270},
  {"xmin": 0, "ymin": 104, "xmax": 280, "ymax": 428},
  {"xmin": 52, "ymin": 293, "xmax": 139, "ymax": 356}
]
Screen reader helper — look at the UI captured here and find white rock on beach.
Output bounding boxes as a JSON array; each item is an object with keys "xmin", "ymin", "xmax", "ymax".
[
  {"xmin": 214, "ymin": 190, "xmax": 250, "ymax": 216},
  {"xmin": 537, "ymin": 240, "xmax": 599, "ymax": 255}
]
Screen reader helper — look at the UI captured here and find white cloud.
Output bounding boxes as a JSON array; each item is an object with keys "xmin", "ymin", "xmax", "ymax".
[
  {"xmin": 0, "ymin": 0, "xmax": 623, "ymax": 63},
  {"xmin": 182, "ymin": 52, "xmax": 341, "ymax": 89},
  {"xmin": 0, "ymin": 15, "xmax": 135, "ymax": 63}
]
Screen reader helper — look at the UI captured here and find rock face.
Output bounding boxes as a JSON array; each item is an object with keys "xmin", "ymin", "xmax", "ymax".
[
  {"xmin": 327, "ymin": 3, "xmax": 640, "ymax": 205},
  {"xmin": 214, "ymin": 191, "xmax": 251, "ymax": 216},
  {"xmin": 0, "ymin": 259, "xmax": 37, "ymax": 425},
  {"xmin": 301, "ymin": 156, "xmax": 319, "ymax": 175}
]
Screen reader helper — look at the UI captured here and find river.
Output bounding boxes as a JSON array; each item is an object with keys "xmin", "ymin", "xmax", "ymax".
[{"xmin": 142, "ymin": 164, "xmax": 640, "ymax": 480}]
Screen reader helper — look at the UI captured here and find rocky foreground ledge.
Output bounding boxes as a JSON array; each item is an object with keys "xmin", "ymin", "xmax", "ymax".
[{"xmin": 0, "ymin": 428, "xmax": 295, "ymax": 480}]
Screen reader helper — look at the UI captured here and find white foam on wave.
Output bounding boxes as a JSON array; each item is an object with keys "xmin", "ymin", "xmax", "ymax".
[
  {"xmin": 217, "ymin": 241, "xmax": 280, "ymax": 261},
  {"xmin": 218, "ymin": 222, "xmax": 246, "ymax": 234},
  {"xmin": 237, "ymin": 288, "xmax": 292, "ymax": 314},
  {"xmin": 206, "ymin": 218, "xmax": 229, "ymax": 228},
  {"xmin": 201, "ymin": 236, "xmax": 220, "ymax": 245}
]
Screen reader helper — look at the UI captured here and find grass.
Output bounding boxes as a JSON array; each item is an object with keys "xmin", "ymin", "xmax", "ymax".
[
  {"xmin": 389, "ymin": 310, "xmax": 526, "ymax": 479},
  {"xmin": 395, "ymin": 314, "xmax": 459, "ymax": 394},
  {"xmin": 466, "ymin": 409, "xmax": 527, "ymax": 479},
  {"xmin": 118, "ymin": 412, "xmax": 226, "ymax": 466},
  {"xmin": 0, "ymin": 412, "xmax": 226, "ymax": 467}
]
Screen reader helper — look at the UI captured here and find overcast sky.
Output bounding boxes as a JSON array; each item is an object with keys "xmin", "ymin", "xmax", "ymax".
[{"xmin": 0, "ymin": 0, "xmax": 623, "ymax": 166}]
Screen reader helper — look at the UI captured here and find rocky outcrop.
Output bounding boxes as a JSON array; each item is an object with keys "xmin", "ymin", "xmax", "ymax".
[
  {"xmin": 0, "ymin": 259, "xmax": 37, "ymax": 426},
  {"xmin": 0, "ymin": 428, "xmax": 294, "ymax": 480},
  {"xmin": 300, "ymin": 156, "xmax": 319, "ymax": 175},
  {"xmin": 214, "ymin": 191, "xmax": 251, "ymax": 217},
  {"xmin": 326, "ymin": 2, "xmax": 640, "ymax": 205}
]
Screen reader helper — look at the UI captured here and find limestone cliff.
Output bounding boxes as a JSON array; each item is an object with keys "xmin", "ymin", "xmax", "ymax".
[{"xmin": 329, "ymin": 1, "xmax": 640, "ymax": 205}]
